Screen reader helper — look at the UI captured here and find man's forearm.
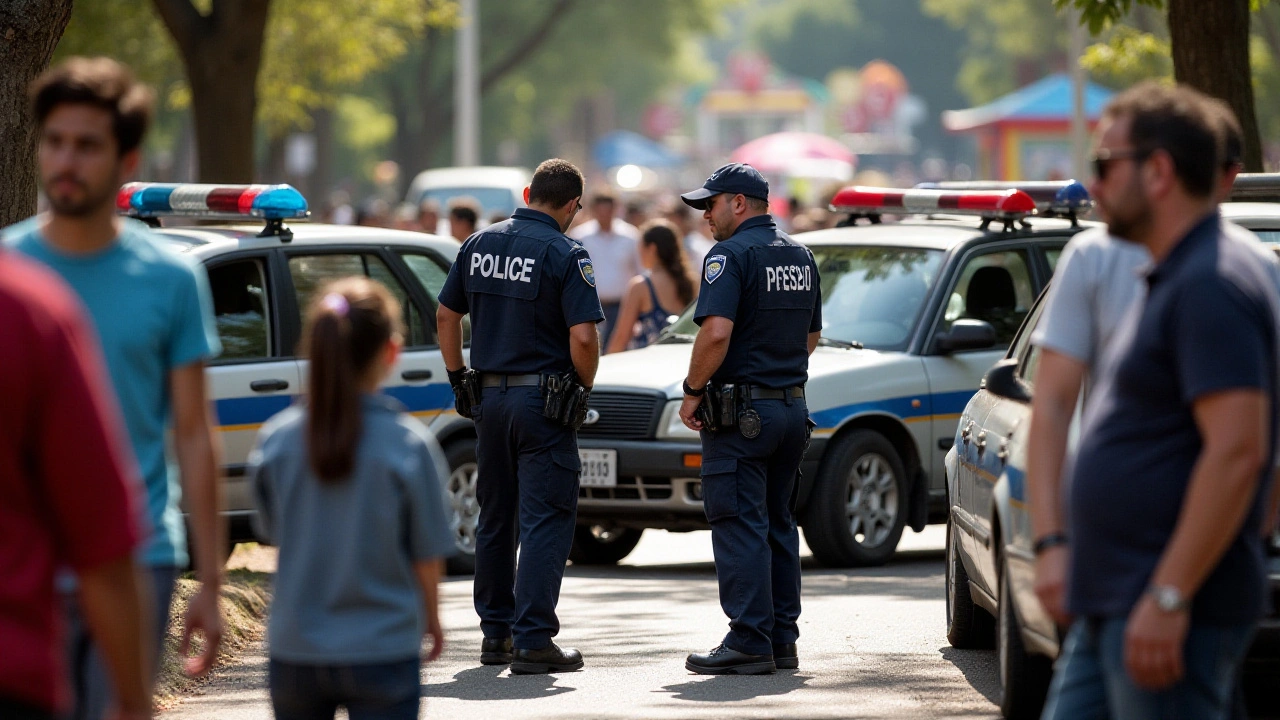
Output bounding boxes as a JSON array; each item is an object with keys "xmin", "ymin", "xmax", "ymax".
[
  {"xmin": 687, "ymin": 332, "xmax": 729, "ymax": 387},
  {"xmin": 1151, "ymin": 447, "xmax": 1263, "ymax": 595},
  {"xmin": 79, "ymin": 557, "xmax": 152, "ymax": 715},
  {"xmin": 438, "ymin": 315, "xmax": 465, "ymax": 372},
  {"xmin": 1026, "ymin": 397, "xmax": 1072, "ymax": 537},
  {"xmin": 571, "ymin": 331, "xmax": 599, "ymax": 387},
  {"xmin": 414, "ymin": 558, "xmax": 443, "ymax": 632},
  {"xmin": 179, "ymin": 428, "xmax": 223, "ymax": 586}
]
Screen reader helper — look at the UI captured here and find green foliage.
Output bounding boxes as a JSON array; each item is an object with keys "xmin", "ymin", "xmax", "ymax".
[
  {"xmin": 1080, "ymin": 26, "xmax": 1172, "ymax": 86},
  {"xmin": 1053, "ymin": 0, "xmax": 1164, "ymax": 34},
  {"xmin": 922, "ymin": 0, "xmax": 1067, "ymax": 104}
]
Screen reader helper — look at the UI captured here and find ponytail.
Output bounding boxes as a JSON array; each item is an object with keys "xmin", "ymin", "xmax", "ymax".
[
  {"xmin": 641, "ymin": 219, "xmax": 695, "ymax": 306},
  {"xmin": 301, "ymin": 277, "xmax": 402, "ymax": 482}
]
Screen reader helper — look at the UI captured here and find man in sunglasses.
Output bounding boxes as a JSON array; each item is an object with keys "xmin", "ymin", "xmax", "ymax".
[{"xmin": 1030, "ymin": 82, "xmax": 1280, "ymax": 720}]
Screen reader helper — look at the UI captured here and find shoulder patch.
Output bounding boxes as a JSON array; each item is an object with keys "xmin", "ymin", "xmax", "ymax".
[
  {"xmin": 704, "ymin": 254, "xmax": 728, "ymax": 284},
  {"xmin": 578, "ymin": 257, "xmax": 596, "ymax": 287}
]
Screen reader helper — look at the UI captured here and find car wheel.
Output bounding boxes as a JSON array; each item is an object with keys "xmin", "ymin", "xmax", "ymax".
[
  {"xmin": 568, "ymin": 525, "xmax": 644, "ymax": 565},
  {"xmin": 945, "ymin": 511, "xmax": 994, "ymax": 648},
  {"xmin": 802, "ymin": 429, "xmax": 908, "ymax": 567},
  {"xmin": 998, "ymin": 550, "xmax": 1053, "ymax": 719},
  {"xmin": 444, "ymin": 440, "xmax": 479, "ymax": 576}
]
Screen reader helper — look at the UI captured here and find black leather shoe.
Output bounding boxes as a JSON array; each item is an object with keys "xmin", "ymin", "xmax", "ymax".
[
  {"xmin": 773, "ymin": 643, "xmax": 798, "ymax": 670},
  {"xmin": 685, "ymin": 644, "xmax": 776, "ymax": 675},
  {"xmin": 510, "ymin": 643, "xmax": 584, "ymax": 674},
  {"xmin": 480, "ymin": 637, "xmax": 513, "ymax": 665}
]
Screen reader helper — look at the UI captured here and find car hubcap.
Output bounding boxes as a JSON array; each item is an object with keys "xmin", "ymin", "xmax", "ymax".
[
  {"xmin": 448, "ymin": 461, "xmax": 479, "ymax": 555},
  {"xmin": 845, "ymin": 453, "xmax": 898, "ymax": 547}
]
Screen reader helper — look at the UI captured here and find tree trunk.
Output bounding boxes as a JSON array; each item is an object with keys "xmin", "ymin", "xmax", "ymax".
[
  {"xmin": 0, "ymin": 0, "xmax": 73, "ymax": 227},
  {"xmin": 1168, "ymin": 0, "xmax": 1263, "ymax": 171},
  {"xmin": 152, "ymin": 0, "xmax": 270, "ymax": 183}
]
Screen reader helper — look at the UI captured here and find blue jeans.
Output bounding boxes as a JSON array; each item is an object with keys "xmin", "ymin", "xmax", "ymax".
[
  {"xmin": 1042, "ymin": 617, "xmax": 1255, "ymax": 720},
  {"xmin": 268, "ymin": 658, "xmax": 421, "ymax": 720}
]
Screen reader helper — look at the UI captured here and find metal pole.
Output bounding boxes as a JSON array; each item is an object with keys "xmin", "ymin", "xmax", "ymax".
[
  {"xmin": 1069, "ymin": 6, "xmax": 1088, "ymax": 181},
  {"xmin": 455, "ymin": 0, "xmax": 480, "ymax": 167}
]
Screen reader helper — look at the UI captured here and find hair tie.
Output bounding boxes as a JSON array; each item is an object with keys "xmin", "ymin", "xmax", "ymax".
[{"xmin": 321, "ymin": 293, "xmax": 350, "ymax": 317}]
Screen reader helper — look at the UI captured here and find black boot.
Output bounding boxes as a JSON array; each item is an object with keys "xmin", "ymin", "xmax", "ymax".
[
  {"xmin": 773, "ymin": 643, "xmax": 798, "ymax": 670},
  {"xmin": 480, "ymin": 637, "xmax": 513, "ymax": 665},
  {"xmin": 685, "ymin": 644, "xmax": 776, "ymax": 675},
  {"xmin": 510, "ymin": 642, "xmax": 584, "ymax": 674}
]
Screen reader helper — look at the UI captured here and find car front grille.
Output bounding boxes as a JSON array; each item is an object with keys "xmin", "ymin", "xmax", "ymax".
[
  {"xmin": 576, "ymin": 391, "xmax": 664, "ymax": 440},
  {"xmin": 581, "ymin": 476, "xmax": 673, "ymax": 501}
]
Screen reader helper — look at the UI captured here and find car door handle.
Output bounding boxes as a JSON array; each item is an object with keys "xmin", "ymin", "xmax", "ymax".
[
  {"xmin": 400, "ymin": 369, "xmax": 433, "ymax": 382},
  {"xmin": 975, "ymin": 430, "xmax": 987, "ymax": 453},
  {"xmin": 250, "ymin": 379, "xmax": 289, "ymax": 393},
  {"xmin": 997, "ymin": 442, "xmax": 1009, "ymax": 463},
  {"xmin": 961, "ymin": 422, "xmax": 973, "ymax": 443}
]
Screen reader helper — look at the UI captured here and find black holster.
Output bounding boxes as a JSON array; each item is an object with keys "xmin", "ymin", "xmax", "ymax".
[
  {"xmin": 541, "ymin": 370, "xmax": 591, "ymax": 429},
  {"xmin": 696, "ymin": 383, "xmax": 744, "ymax": 432},
  {"xmin": 452, "ymin": 369, "xmax": 482, "ymax": 419}
]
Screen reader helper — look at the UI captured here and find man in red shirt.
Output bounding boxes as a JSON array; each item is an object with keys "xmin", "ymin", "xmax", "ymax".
[{"xmin": 0, "ymin": 250, "xmax": 152, "ymax": 720}]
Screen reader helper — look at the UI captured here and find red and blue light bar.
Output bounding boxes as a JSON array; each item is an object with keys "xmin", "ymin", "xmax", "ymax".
[
  {"xmin": 117, "ymin": 183, "xmax": 309, "ymax": 220},
  {"xmin": 829, "ymin": 186, "xmax": 1038, "ymax": 218},
  {"xmin": 914, "ymin": 180, "xmax": 1092, "ymax": 218}
]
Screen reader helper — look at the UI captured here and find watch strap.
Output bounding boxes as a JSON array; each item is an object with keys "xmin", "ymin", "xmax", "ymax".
[
  {"xmin": 683, "ymin": 379, "xmax": 706, "ymax": 397},
  {"xmin": 1032, "ymin": 532, "xmax": 1069, "ymax": 556}
]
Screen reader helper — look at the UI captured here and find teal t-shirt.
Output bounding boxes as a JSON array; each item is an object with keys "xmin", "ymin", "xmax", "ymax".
[{"xmin": 4, "ymin": 218, "xmax": 221, "ymax": 567}]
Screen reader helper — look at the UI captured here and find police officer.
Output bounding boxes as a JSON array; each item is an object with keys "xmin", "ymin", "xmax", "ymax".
[
  {"xmin": 677, "ymin": 163, "xmax": 821, "ymax": 675},
  {"xmin": 437, "ymin": 159, "xmax": 603, "ymax": 674}
]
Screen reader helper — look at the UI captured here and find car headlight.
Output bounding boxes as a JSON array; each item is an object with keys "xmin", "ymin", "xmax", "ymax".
[{"xmin": 656, "ymin": 399, "xmax": 699, "ymax": 440}]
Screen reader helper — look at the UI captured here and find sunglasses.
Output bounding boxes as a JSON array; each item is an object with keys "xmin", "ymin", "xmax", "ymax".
[{"xmin": 1090, "ymin": 147, "xmax": 1152, "ymax": 181}]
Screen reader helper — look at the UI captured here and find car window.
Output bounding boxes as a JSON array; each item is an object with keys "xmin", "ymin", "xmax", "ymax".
[
  {"xmin": 399, "ymin": 250, "xmax": 470, "ymax": 343},
  {"xmin": 1043, "ymin": 244, "xmax": 1065, "ymax": 274},
  {"xmin": 942, "ymin": 249, "xmax": 1035, "ymax": 348},
  {"xmin": 286, "ymin": 253, "xmax": 430, "ymax": 347},
  {"xmin": 207, "ymin": 258, "xmax": 270, "ymax": 361},
  {"xmin": 1012, "ymin": 295, "xmax": 1050, "ymax": 386}
]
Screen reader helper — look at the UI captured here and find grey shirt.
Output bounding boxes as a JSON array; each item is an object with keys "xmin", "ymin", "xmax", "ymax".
[{"xmin": 250, "ymin": 395, "xmax": 454, "ymax": 664}]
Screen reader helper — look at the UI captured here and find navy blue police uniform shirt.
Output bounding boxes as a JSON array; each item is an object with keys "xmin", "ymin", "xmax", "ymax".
[
  {"xmin": 438, "ymin": 208, "xmax": 603, "ymax": 374},
  {"xmin": 693, "ymin": 215, "xmax": 822, "ymax": 388}
]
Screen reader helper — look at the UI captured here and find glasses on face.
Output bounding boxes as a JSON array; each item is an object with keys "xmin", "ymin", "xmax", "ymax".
[{"xmin": 1090, "ymin": 147, "xmax": 1151, "ymax": 181}]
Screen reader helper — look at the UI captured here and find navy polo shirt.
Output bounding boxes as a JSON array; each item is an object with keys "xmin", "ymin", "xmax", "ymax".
[
  {"xmin": 438, "ymin": 208, "xmax": 603, "ymax": 374},
  {"xmin": 1068, "ymin": 212, "xmax": 1279, "ymax": 624},
  {"xmin": 694, "ymin": 215, "xmax": 822, "ymax": 388}
]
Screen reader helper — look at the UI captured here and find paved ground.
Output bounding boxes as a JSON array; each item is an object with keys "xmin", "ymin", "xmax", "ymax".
[{"xmin": 166, "ymin": 526, "xmax": 1005, "ymax": 719}]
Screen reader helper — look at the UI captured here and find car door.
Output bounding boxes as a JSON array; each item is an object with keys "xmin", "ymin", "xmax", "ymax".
[
  {"xmin": 203, "ymin": 253, "xmax": 301, "ymax": 515},
  {"xmin": 921, "ymin": 244, "xmax": 1038, "ymax": 493},
  {"xmin": 280, "ymin": 249, "xmax": 454, "ymax": 421}
]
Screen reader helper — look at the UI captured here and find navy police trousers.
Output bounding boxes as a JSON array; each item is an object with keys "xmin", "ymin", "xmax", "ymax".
[
  {"xmin": 699, "ymin": 398, "xmax": 808, "ymax": 656},
  {"xmin": 473, "ymin": 384, "xmax": 580, "ymax": 650}
]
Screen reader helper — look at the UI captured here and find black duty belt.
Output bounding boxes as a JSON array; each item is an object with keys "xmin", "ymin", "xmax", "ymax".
[
  {"xmin": 480, "ymin": 373, "xmax": 543, "ymax": 388},
  {"xmin": 750, "ymin": 386, "xmax": 806, "ymax": 401}
]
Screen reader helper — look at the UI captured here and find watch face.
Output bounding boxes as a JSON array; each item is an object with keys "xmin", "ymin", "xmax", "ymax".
[{"xmin": 1152, "ymin": 586, "xmax": 1185, "ymax": 611}]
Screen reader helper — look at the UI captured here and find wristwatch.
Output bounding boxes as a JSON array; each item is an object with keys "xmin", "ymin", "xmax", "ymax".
[
  {"xmin": 1147, "ymin": 584, "xmax": 1190, "ymax": 612},
  {"xmin": 682, "ymin": 378, "xmax": 706, "ymax": 397}
]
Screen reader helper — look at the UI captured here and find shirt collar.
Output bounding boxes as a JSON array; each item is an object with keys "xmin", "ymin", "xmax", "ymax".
[
  {"xmin": 512, "ymin": 207, "xmax": 562, "ymax": 231},
  {"xmin": 730, "ymin": 214, "xmax": 776, "ymax": 237},
  {"xmin": 1146, "ymin": 210, "xmax": 1221, "ymax": 284}
]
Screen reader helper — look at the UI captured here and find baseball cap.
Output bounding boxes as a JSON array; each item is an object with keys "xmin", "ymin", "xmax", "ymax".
[{"xmin": 681, "ymin": 163, "xmax": 770, "ymax": 210}]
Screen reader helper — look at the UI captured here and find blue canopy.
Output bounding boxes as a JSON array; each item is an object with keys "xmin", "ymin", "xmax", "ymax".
[
  {"xmin": 592, "ymin": 130, "xmax": 683, "ymax": 169},
  {"xmin": 942, "ymin": 73, "xmax": 1115, "ymax": 132}
]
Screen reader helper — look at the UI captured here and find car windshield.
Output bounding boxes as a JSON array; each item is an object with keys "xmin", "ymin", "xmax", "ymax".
[
  {"xmin": 658, "ymin": 245, "xmax": 944, "ymax": 351},
  {"xmin": 417, "ymin": 187, "xmax": 518, "ymax": 218}
]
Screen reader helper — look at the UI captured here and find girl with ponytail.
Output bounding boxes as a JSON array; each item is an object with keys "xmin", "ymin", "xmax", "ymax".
[
  {"xmin": 605, "ymin": 219, "xmax": 698, "ymax": 354},
  {"xmin": 249, "ymin": 276, "xmax": 454, "ymax": 720}
]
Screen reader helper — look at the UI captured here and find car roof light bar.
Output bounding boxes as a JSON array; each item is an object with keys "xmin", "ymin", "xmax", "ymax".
[
  {"xmin": 830, "ymin": 186, "xmax": 1037, "ymax": 218},
  {"xmin": 117, "ymin": 183, "xmax": 309, "ymax": 241},
  {"xmin": 1229, "ymin": 173, "xmax": 1280, "ymax": 202},
  {"xmin": 915, "ymin": 180, "xmax": 1092, "ymax": 222}
]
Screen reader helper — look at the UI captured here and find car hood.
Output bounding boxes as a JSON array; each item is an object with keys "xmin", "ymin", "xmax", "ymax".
[{"xmin": 592, "ymin": 342, "xmax": 908, "ymax": 399}]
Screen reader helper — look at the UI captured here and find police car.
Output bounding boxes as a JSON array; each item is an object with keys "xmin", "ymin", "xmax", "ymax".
[
  {"xmin": 569, "ymin": 182, "xmax": 1097, "ymax": 567},
  {"xmin": 946, "ymin": 176, "xmax": 1280, "ymax": 720},
  {"xmin": 116, "ymin": 183, "xmax": 480, "ymax": 573}
]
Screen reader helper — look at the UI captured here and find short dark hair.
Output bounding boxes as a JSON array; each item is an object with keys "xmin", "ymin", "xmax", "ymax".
[
  {"xmin": 1102, "ymin": 81, "xmax": 1222, "ymax": 198},
  {"xmin": 528, "ymin": 158, "xmax": 584, "ymax": 209},
  {"xmin": 1207, "ymin": 98, "xmax": 1244, "ymax": 171},
  {"xmin": 447, "ymin": 196, "xmax": 480, "ymax": 226},
  {"xmin": 591, "ymin": 190, "xmax": 617, "ymax": 206},
  {"xmin": 744, "ymin": 196, "xmax": 770, "ymax": 213},
  {"xmin": 30, "ymin": 56, "xmax": 154, "ymax": 155}
]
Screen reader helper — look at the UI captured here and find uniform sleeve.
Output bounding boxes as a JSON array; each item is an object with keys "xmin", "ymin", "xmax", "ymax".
[
  {"xmin": 169, "ymin": 258, "xmax": 222, "ymax": 367},
  {"xmin": 437, "ymin": 245, "xmax": 470, "ymax": 314},
  {"xmin": 693, "ymin": 249, "xmax": 742, "ymax": 324},
  {"xmin": 561, "ymin": 247, "xmax": 605, "ymax": 327},
  {"xmin": 38, "ymin": 299, "xmax": 142, "ymax": 571},
  {"xmin": 1173, "ymin": 276, "xmax": 1274, "ymax": 404},
  {"xmin": 247, "ymin": 438, "xmax": 274, "ymax": 545},
  {"xmin": 403, "ymin": 424, "xmax": 457, "ymax": 561},
  {"xmin": 809, "ymin": 254, "xmax": 823, "ymax": 333},
  {"xmin": 1030, "ymin": 241, "xmax": 1094, "ymax": 363}
]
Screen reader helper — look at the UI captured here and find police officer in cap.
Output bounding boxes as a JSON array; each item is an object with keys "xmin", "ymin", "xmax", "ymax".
[
  {"xmin": 437, "ymin": 158, "xmax": 603, "ymax": 674},
  {"xmin": 677, "ymin": 163, "xmax": 821, "ymax": 674}
]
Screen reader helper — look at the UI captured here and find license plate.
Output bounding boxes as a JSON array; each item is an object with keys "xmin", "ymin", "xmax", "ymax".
[{"xmin": 579, "ymin": 449, "xmax": 617, "ymax": 487}]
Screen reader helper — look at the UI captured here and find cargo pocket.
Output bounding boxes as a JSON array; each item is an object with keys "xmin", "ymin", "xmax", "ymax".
[
  {"xmin": 700, "ymin": 457, "xmax": 739, "ymax": 522},
  {"xmin": 548, "ymin": 450, "xmax": 582, "ymax": 512}
]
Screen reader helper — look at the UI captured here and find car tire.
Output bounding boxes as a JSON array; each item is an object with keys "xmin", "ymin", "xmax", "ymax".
[
  {"xmin": 443, "ymin": 439, "xmax": 479, "ymax": 576},
  {"xmin": 946, "ymin": 511, "xmax": 994, "ymax": 649},
  {"xmin": 998, "ymin": 551, "xmax": 1053, "ymax": 720},
  {"xmin": 802, "ymin": 429, "xmax": 908, "ymax": 567},
  {"xmin": 568, "ymin": 525, "xmax": 644, "ymax": 565}
]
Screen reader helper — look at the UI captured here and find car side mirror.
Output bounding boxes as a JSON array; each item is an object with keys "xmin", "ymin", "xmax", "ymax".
[
  {"xmin": 982, "ymin": 358, "xmax": 1031, "ymax": 403},
  {"xmin": 935, "ymin": 319, "xmax": 997, "ymax": 353}
]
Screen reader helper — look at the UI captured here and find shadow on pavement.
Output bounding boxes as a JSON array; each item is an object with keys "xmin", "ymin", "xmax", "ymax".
[
  {"xmin": 658, "ymin": 671, "xmax": 813, "ymax": 703},
  {"xmin": 422, "ymin": 664, "xmax": 577, "ymax": 701},
  {"xmin": 939, "ymin": 646, "xmax": 1000, "ymax": 706}
]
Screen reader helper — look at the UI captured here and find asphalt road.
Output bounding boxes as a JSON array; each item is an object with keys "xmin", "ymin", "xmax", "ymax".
[{"xmin": 167, "ymin": 526, "xmax": 1006, "ymax": 719}]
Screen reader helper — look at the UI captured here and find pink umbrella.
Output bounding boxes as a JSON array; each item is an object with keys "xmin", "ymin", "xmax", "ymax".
[{"xmin": 728, "ymin": 132, "xmax": 855, "ymax": 174}]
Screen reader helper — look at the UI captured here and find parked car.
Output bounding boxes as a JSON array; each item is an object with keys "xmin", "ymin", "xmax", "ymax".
[
  {"xmin": 118, "ymin": 183, "xmax": 479, "ymax": 573},
  {"xmin": 568, "ymin": 182, "xmax": 1098, "ymax": 567},
  {"xmin": 404, "ymin": 166, "xmax": 531, "ymax": 229}
]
